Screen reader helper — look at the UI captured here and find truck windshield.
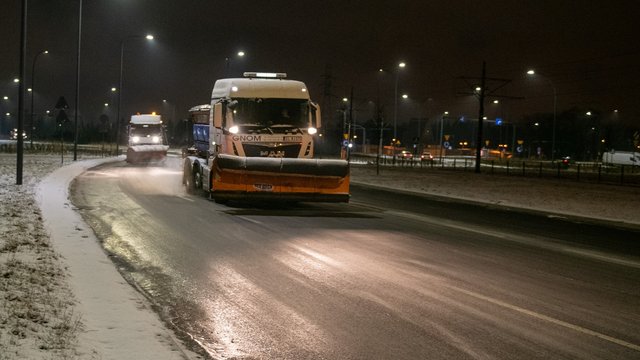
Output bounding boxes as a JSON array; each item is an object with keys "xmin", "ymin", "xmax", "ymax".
[
  {"xmin": 130, "ymin": 124, "xmax": 163, "ymax": 136},
  {"xmin": 229, "ymin": 98, "xmax": 309, "ymax": 128}
]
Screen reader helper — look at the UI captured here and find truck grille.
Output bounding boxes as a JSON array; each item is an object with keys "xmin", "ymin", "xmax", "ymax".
[{"xmin": 243, "ymin": 144, "xmax": 301, "ymax": 158}]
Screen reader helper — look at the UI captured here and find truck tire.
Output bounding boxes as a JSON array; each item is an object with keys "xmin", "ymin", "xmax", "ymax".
[
  {"xmin": 184, "ymin": 163, "xmax": 196, "ymax": 194},
  {"xmin": 193, "ymin": 166, "xmax": 203, "ymax": 190}
]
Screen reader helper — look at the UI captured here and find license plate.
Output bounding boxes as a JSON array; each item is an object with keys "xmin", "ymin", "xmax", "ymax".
[{"xmin": 254, "ymin": 183, "xmax": 273, "ymax": 191}]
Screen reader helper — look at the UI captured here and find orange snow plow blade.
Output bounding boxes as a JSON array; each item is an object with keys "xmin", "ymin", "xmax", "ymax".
[{"xmin": 211, "ymin": 154, "xmax": 350, "ymax": 202}]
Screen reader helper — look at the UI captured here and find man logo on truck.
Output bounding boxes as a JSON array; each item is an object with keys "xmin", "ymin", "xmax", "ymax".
[{"xmin": 260, "ymin": 150, "xmax": 285, "ymax": 157}]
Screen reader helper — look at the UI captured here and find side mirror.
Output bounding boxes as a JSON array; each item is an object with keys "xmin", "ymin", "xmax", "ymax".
[
  {"xmin": 213, "ymin": 103, "xmax": 223, "ymax": 128},
  {"xmin": 310, "ymin": 102, "xmax": 321, "ymax": 129}
]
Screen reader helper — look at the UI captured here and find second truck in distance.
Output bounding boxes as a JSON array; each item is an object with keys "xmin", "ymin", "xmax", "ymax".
[{"xmin": 126, "ymin": 113, "xmax": 169, "ymax": 164}]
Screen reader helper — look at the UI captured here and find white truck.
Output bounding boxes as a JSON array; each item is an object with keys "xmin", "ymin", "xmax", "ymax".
[
  {"xmin": 182, "ymin": 72, "xmax": 350, "ymax": 203},
  {"xmin": 126, "ymin": 114, "xmax": 169, "ymax": 163},
  {"xmin": 602, "ymin": 150, "xmax": 639, "ymax": 166}
]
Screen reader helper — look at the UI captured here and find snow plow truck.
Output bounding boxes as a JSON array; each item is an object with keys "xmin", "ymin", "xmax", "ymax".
[
  {"xmin": 182, "ymin": 72, "xmax": 350, "ymax": 203},
  {"xmin": 126, "ymin": 114, "xmax": 169, "ymax": 163}
]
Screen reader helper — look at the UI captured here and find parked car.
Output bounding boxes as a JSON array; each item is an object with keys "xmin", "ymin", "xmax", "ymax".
[
  {"xmin": 560, "ymin": 156, "xmax": 572, "ymax": 168},
  {"xmin": 9, "ymin": 128, "xmax": 27, "ymax": 140},
  {"xmin": 420, "ymin": 151, "xmax": 434, "ymax": 162},
  {"xmin": 400, "ymin": 150, "xmax": 413, "ymax": 159}
]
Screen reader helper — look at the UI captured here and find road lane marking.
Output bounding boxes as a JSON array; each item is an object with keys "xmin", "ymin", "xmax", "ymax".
[
  {"xmin": 387, "ymin": 210, "xmax": 640, "ymax": 269},
  {"xmin": 238, "ymin": 216, "xmax": 262, "ymax": 225},
  {"xmin": 450, "ymin": 284, "xmax": 640, "ymax": 352},
  {"xmin": 177, "ymin": 195, "xmax": 194, "ymax": 202}
]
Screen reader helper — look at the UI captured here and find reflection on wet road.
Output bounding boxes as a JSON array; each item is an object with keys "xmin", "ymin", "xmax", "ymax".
[{"xmin": 71, "ymin": 157, "xmax": 640, "ymax": 359}]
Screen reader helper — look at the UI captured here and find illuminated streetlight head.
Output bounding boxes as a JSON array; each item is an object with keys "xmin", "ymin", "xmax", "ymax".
[
  {"xmin": 44, "ymin": 50, "xmax": 49, "ymax": 54},
  {"xmin": 27, "ymin": 88, "xmax": 32, "ymax": 92},
  {"xmin": 145, "ymin": 34, "xmax": 154, "ymax": 40},
  {"xmin": 104, "ymin": 103, "xmax": 109, "ymax": 107},
  {"xmin": 342, "ymin": 97, "xmax": 348, "ymax": 102},
  {"xmin": 527, "ymin": 69, "xmax": 535, "ymax": 75},
  {"xmin": 444, "ymin": 111, "xmax": 449, "ymax": 115},
  {"xmin": 586, "ymin": 111, "xmax": 592, "ymax": 116},
  {"xmin": 3, "ymin": 96, "xmax": 8, "ymax": 100},
  {"xmin": 493, "ymin": 100, "xmax": 499, "ymax": 104},
  {"xmin": 402, "ymin": 94, "xmax": 408, "ymax": 99},
  {"xmin": 13, "ymin": 78, "xmax": 19, "ymax": 83},
  {"xmin": 398, "ymin": 62, "xmax": 406, "ymax": 68},
  {"xmin": 475, "ymin": 86, "xmax": 481, "ymax": 91},
  {"xmin": 111, "ymin": 87, "xmax": 117, "ymax": 92},
  {"xmin": 237, "ymin": 51, "xmax": 245, "ymax": 57}
]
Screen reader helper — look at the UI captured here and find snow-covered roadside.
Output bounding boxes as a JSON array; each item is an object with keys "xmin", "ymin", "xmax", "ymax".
[
  {"xmin": 1, "ymin": 154, "xmax": 199, "ymax": 360},
  {"xmin": 350, "ymin": 166, "xmax": 640, "ymax": 228},
  {"xmin": 1, "ymin": 155, "xmax": 80, "ymax": 359}
]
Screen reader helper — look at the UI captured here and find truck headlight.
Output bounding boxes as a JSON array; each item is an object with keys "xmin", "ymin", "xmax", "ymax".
[
  {"xmin": 308, "ymin": 127, "xmax": 317, "ymax": 135},
  {"xmin": 152, "ymin": 136, "xmax": 160, "ymax": 143},
  {"xmin": 229, "ymin": 125, "xmax": 239, "ymax": 134},
  {"xmin": 132, "ymin": 136, "xmax": 140, "ymax": 143}
]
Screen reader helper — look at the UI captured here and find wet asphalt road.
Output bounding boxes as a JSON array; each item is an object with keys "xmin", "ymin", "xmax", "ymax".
[{"xmin": 70, "ymin": 157, "xmax": 640, "ymax": 359}]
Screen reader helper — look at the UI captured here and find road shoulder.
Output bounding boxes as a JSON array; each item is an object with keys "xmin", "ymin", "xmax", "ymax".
[{"xmin": 37, "ymin": 157, "xmax": 199, "ymax": 360}]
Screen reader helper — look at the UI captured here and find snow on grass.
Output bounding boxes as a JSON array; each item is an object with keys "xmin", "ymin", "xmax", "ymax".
[{"xmin": 0, "ymin": 154, "xmax": 85, "ymax": 360}]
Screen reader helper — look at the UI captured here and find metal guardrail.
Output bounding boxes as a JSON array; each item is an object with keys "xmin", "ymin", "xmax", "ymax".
[
  {"xmin": 350, "ymin": 153, "xmax": 640, "ymax": 187},
  {"xmin": 0, "ymin": 141, "xmax": 121, "ymax": 158}
]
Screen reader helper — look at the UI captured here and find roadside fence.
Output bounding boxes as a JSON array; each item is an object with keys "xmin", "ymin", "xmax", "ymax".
[
  {"xmin": 349, "ymin": 154, "xmax": 640, "ymax": 187},
  {"xmin": 0, "ymin": 141, "xmax": 119, "ymax": 158}
]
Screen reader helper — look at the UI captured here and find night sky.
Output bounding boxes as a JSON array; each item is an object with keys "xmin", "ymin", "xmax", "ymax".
[{"xmin": 1, "ymin": 1, "xmax": 639, "ymax": 140}]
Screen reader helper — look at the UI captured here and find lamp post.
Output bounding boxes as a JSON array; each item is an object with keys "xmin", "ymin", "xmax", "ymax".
[
  {"xmin": 440, "ymin": 111, "xmax": 448, "ymax": 164},
  {"xmin": 162, "ymin": 99, "xmax": 176, "ymax": 145},
  {"xmin": 526, "ymin": 69, "xmax": 557, "ymax": 161},
  {"xmin": 115, "ymin": 34, "xmax": 154, "ymax": 155},
  {"xmin": 393, "ymin": 61, "xmax": 406, "ymax": 139},
  {"xmin": 353, "ymin": 124, "xmax": 366, "ymax": 153},
  {"xmin": 30, "ymin": 50, "xmax": 48, "ymax": 147},
  {"xmin": 162, "ymin": 99, "xmax": 176, "ymax": 122},
  {"xmin": 225, "ymin": 51, "xmax": 246, "ymax": 77}
]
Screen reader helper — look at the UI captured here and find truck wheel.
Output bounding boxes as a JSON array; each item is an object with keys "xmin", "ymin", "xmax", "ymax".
[
  {"xmin": 194, "ymin": 167, "xmax": 203, "ymax": 190},
  {"xmin": 184, "ymin": 165, "xmax": 196, "ymax": 194}
]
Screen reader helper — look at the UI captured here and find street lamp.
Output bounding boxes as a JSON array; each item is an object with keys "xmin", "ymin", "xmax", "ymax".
[
  {"xmin": 439, "ymin": 111, "xmax": 448, "ymax": 164},
  {"xmin": 393, "ymin": 61, "xmax": 406, "ymax": 139},
  {"xmin": 526, "ymin": 69, "xmax": 558, "ymax": 161},
  {"xmin": 162, "ymin": 99, "xmax": 176, "ymax": 120},
  {"xmin": 30, "ymin": 50, "xmax": 48, "ymax": 147},
  {"xmin": 162, "ymin": 99, "xmax": 176, "ymax": 142},
  {"xmin": 225, "ymin": 51, "xmax": 246, "ymax": 77},
  {"xmin": 115, "ymin": 34, "xmax": 154, "ymax": 155}
]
